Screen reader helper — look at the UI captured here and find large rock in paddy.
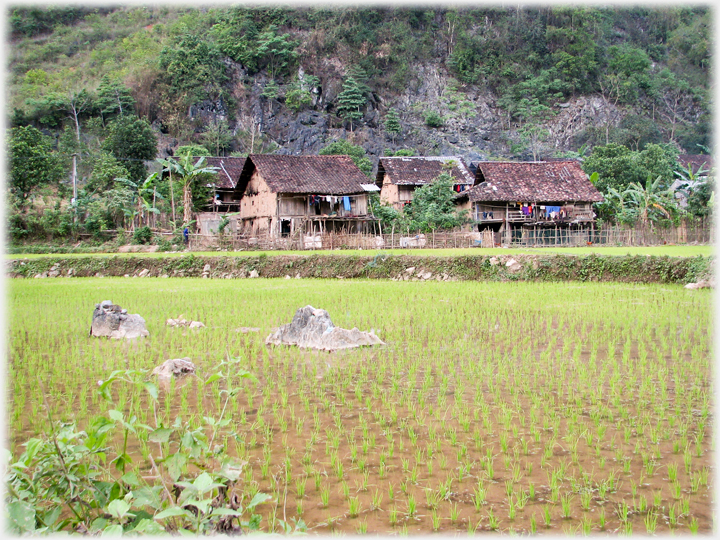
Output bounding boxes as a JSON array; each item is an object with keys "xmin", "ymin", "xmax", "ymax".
[
  {"xmin": 266, "ymin": 305, "xmax": 384, "ymax": 351},
  {"xmin": 152, "ymin": 357, "xmax": 196, "ymax": 378},
  {"xmin": 90, "ymin": 300, "xmax": 149, "ymax": 339}
]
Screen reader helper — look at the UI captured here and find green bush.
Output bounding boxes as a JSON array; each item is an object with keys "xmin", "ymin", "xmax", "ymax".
[
  {"xmin": 131, "ymin": 226, "xmax": 153, "ymax": 245},
  {"xmin": 424, "ymin": 111, "xmax": 444, "ymax": 128}
]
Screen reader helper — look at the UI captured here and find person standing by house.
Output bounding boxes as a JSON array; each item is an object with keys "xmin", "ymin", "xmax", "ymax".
[{"xmin": 183, "ymin": 226, "xmax": 189, "ymax": 246}]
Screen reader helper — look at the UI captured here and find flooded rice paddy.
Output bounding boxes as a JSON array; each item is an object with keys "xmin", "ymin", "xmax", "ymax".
[{"xmin": 7, "ymin": 278, "xmax": 713, "ymax": 534}]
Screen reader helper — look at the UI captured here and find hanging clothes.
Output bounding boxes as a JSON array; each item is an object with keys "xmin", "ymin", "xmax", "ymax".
[{"xmin": 343, "ymin": 196, "xmax": 351, "ymax": 211}]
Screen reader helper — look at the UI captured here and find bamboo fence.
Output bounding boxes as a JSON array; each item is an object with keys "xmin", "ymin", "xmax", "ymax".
[{"xmin": 183, "ymin": 221, "xmax": 714, "ymax": 251}]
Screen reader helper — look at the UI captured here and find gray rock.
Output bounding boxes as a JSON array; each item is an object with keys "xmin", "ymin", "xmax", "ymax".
[
  {"xmin": 90, "ymin": 301, "xmax": 149, "ymax": 339},
  {"xmin": 249, "ymin": 270, "xmax": 259, "ymax": 278},
  {"xmin": 506, "ymin": 258, "xmax": 522, "ymax": 272},
  {"xmin": 266, "ymin": 305, "xmax": 385, "ymax": 351},
  {"xmin": 167, "ymin": 317, "xmax": 205, "ymax": 328},
  {"xmin": 138, "ymin": 269, "xmax": 150, "ymax": 277},
  {"xmin": 152, "ymin": 357, "xmax": 196, "ymax": 378}
]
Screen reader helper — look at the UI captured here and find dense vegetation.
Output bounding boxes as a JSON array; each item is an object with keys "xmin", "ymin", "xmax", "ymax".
[
  {"xmin": 6, "ymin": 5, "xmax": 713, "ymax": 245},
  {"xmin": 9, "ymin": 6, "xmax": 710, "ymax": 146}
]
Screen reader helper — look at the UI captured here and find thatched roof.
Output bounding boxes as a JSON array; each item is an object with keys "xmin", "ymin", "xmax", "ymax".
[
  {"xmin": 202, "ymin": 157, "xmax": 246, "ymax": 189},
  {"xmin": 678, "ymin": 154, "xmax": 713, "ymax": 176},
  {"xmin": 463, "ymin": 160, "xmax": 603, "ymax": 203},
  {"xmin": 237, "ymin": 154, "xmax": 371, "ymax": 195},
  {"xmin": 376, "ymin": 156, "xmax": 475, "ymax": 187}
]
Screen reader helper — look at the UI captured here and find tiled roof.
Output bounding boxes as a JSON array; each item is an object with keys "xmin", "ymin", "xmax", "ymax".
[
  {"xmin": 678, "ymin": 154, "xmax": 713, "ymax": 176},
  {"xmin": 377, "ymin": 156, "xmax": 475, "ymax": 187},
  {"xmin": 239, "ymin": 154, "xmax": 370, "ymax": 195},
  {"xmin": 465, "ymin": 160, "xmax": 603, "ymax": 203},
  {"xmin": 202, "ymin": 157, "xmax": 246, "ymax": 189}
]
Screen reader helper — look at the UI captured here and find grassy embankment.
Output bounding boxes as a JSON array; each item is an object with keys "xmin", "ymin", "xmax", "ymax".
[{"xmin": 7, "ymin": 244, "xmax": 715, "ymax": 260}]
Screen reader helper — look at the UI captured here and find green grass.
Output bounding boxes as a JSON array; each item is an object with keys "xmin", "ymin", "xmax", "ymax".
[{"xmin": 7, "ymin": 244, "xmax": 714, "ymax": 260}]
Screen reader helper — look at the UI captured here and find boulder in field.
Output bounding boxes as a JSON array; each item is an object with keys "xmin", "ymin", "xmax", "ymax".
[
  {"xmin": 152, "ymin": 357, "xmax": 196, "ymax": 378},
  {"xmin": 90, "ymin": 301, "xmax": 149, "ymax": 339},
  {"xmin": 266, "ymin": 305, "xmax": 384, "ymax": 351}
]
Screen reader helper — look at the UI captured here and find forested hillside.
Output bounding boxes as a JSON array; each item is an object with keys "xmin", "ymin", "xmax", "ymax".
[{"xmin": 6, "ymin": 5, "xmax": 713, "ymax": 243}]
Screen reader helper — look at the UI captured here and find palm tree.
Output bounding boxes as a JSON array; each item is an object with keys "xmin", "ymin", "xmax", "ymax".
[{"xmin": 160, "ymin": 153, "xmax": 219, "ymax": 227}]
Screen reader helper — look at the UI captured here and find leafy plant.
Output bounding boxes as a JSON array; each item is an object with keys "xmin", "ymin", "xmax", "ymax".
[{"xmin": 4, "ymin": 360, "xmax": 289, "ymax": 535}]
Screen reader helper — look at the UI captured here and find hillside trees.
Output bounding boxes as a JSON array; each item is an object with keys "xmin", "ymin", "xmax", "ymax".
[
  {"xmin": 159, "ymin": 33, "xmax": 228, "ymax": 104},
  {"xmin": 201, "ymin": 119, "xmax": 234, "ymax": 157}
]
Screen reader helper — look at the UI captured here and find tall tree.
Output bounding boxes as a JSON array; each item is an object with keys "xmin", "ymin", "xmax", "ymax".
[
  {"xmin": 336, "ymin": 77, "xmax": 365, "ymax": 131},
  {"xmin": 95, "ymin": 76, "xmax": 135, "ymax": 125},
  {"xmin": 384, "ymin": 108, "xmax": 401, "ymax": 143},
  {"xmin": 102, "ymin": 115, "xmax": 157, "ymax": 182},
  {"xmin": 8, "ymin": 126, "xmax": 64, "ymax": 210},
  {"xmin": 255, "ymin": 27, "xmax": 298, "ymax": 79}
]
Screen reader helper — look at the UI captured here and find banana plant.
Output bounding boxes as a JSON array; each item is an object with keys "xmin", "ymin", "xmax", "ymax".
[
  {"xmin": 114, "ymin": 173, "xmax": 164, "ymax": 230},
  {"xmin": 624, "ymin": 175, "xmax": 679, "ymax": 226}
]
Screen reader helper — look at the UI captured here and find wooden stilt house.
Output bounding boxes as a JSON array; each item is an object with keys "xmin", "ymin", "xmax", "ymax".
[
  {"xmin": 456, "ymin": 160, "xmax": 603, "ymax": 245},
  {"xmin": 233, "ymin": 154, "xmax": 379, "ymax": 237}
]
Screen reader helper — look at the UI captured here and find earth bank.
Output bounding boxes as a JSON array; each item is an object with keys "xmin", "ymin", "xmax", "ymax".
[{"xmin": 7, "ymin": 253, "xmax": 712, "ymax": 285}]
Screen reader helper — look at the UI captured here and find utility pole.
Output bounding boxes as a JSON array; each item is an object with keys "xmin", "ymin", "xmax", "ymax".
[
  {"xmin": 71, "ymin": 152, "xmax": 79, "ymax": 224},
  {"xmin": 71, "ymin": 153, "xmax": 78, "ymax": 201}
]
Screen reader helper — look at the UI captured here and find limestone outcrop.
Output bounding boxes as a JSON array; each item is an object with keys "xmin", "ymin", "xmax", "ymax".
[
  {"xmin": 90, "ymin": 301, "xmax": 149, "ymax": 339},
  {"xmin": 266, "ymin": 305, "xmax": 384, "ymax": 351}
]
